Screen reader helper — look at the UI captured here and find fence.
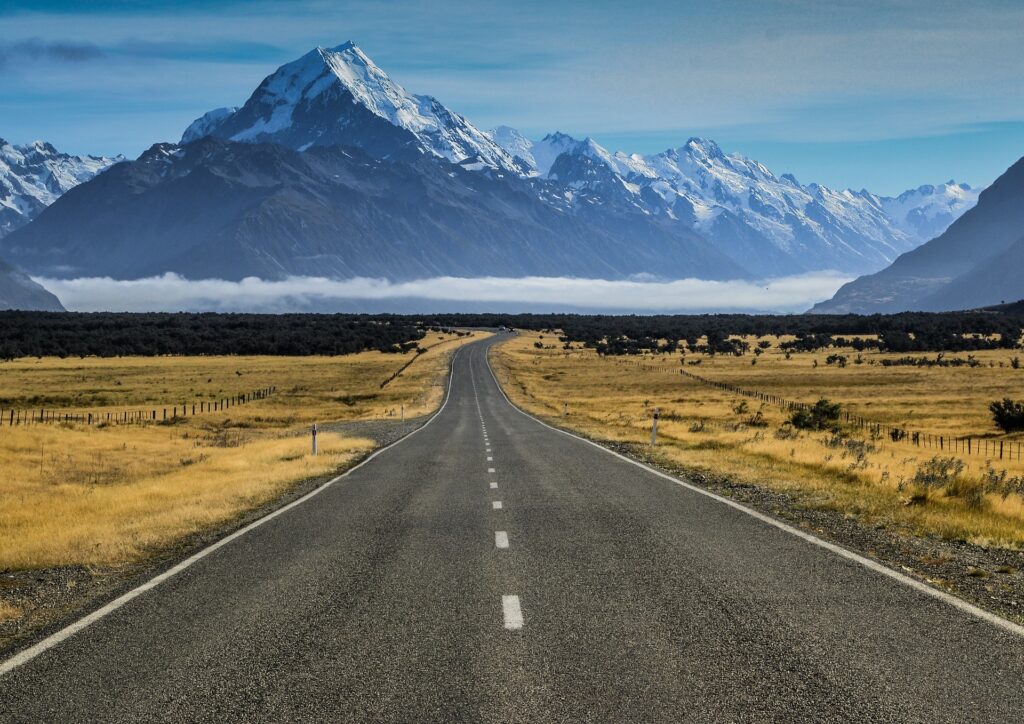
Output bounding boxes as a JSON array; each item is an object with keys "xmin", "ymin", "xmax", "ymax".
[
  {"xmin": 676, "ymin": 368, "xmax": 1022, "ymax": 461},
  {"xmin": 0, "ymin": 386, "xmax": 276, "ymax": 428},
  {"xmin": 609, "ymin": 357, "xmax": 1023, "ymax": 462}
]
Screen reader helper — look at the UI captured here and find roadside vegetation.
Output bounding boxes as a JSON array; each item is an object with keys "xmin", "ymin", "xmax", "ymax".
[
  {"xmin": 492, "ymin": 332, "xmax": 1024, "ymax": 547},
  {"xmin": 0, "ymin": 332, "xmax": 480, "ymax": 573}
]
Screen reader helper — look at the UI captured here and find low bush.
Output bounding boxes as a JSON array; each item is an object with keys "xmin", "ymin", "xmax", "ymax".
[
  {"xmin": 990, "ymin": 398, "xmax": 1024, "ymax": 433},
  {"xmin": 790, "ymin": 398, "xmax": 841, "ymax": 431}
]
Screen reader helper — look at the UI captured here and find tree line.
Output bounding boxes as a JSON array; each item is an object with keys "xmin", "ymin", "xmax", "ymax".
[
  {"xmin": 1, "ymin": 309, "xmax": 1021, "ymax": 358},
  {"xmin": 0, "ymin": 312, "xmax": 427, "ymax": 358}
]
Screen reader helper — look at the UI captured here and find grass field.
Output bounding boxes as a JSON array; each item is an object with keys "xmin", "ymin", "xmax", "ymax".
[
  {"xmin": 492, "ymin": 332, "xmax": 1024, "ymax": 547},
  {"xmin": 0, "ymin": 331, "xmax": 484, "ymax": 574}
]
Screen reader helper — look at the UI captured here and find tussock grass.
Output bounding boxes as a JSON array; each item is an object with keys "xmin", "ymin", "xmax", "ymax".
[
  {"xmin": 492, "ymin": 333, "xmax": 1024, "ymax": 547},
  {"xmin": 0, "ymin": 601, "xmax": 19, "ymax": 624},
  {"xmin": 0, "ymin": 332, "xmax": 483, "ymax": 572}
]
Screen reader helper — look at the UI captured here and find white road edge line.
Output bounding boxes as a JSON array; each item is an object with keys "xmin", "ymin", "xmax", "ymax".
[
  {"xmin": 495, "ymin": 531, "xmax": 510, "ymax": 549},
  {"xmin": 0, "ymin": 345, "xmax": 472, "ymax": 679},
  {"xmin": 502, "ymin": 594, "xmax": 524, "ymax": 630},
  {"xmin": 484, "ymin": 340, "xmax": 1024, "ymax": 639},
  {"xmin": 493, "ymin": 501, "xmax": 503, "ymax": 510}
]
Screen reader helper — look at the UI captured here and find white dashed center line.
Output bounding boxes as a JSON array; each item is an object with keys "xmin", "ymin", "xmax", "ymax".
[
  {"xmin": 502, "ymin": 595, "xmax": 524, "ymax": 630},
  {"xmin": 495, "ymin": 531, "xmax": 509, "ymax": 549},
  {"xmin": 492, "ymin": 501, "xmax": 503, "ymax": 510},
  {"xmin": 490, "ymin": 482, "xmax": 498, "ymax": 489},
  {"xmin": 487, "ymin": 456, "xmax": 493, "ymax": 461},
  {"xmin": 488, "ymin": 467, "xmax": 495, "ymax": 473}
]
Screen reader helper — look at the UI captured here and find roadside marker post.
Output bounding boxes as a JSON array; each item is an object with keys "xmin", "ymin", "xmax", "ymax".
[
  {"xmin": 401, "ymin": 404, "xmax": 405, "ymax": 422},
  {"xmin": 563, "ymin": 401, "xmax": 568, "ymax": 417},
  {"xmin": 651, "ymin": 408, "xmax": 660, "ymax": 446},
  {"xmin": 312, "ymin": 423, "xmax": 318, "ymax": 457}
]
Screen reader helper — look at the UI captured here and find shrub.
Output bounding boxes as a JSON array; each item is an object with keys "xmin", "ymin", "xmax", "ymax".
[
  {"xmin": 909, "ymin": 456, "xmax": 966, "ymax": 494},
  {"xmin": 990, "ymin": 398, "xmax": 1024, "ymax": 432},
  {"xmin": 774, "ymin": 423, "xmax": 799, "ymax": 440},
  {"xmin": 790, "ymin": 398, "xmax": 842, "ymax": 431}
]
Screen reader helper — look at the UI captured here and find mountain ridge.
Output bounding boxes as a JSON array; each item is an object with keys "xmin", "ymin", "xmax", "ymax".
[
  {"xmin": 811, "ymin": 156, "xmax": 1024, "ymax": 313},
  {"xmin": 3, "ymin": 42, "xmax": 986, "ymax": 290}
]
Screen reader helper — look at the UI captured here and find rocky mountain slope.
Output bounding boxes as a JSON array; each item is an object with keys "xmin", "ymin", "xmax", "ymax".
[
  {"xmin": 812, "ymin": 156, "xmax": 1024, "ymax": 313},
  {"xmin": 0, "ymin": 255, "xmax": 64, "ymax": 311},
  {"xmin": 1, "ymin": 137, "xmax": 740, "ymax": 281}
]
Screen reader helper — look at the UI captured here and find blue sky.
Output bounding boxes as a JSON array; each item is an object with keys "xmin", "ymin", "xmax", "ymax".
[{"xmin": 1, "ymin": 0, "xmax": 1022, "ymax": 195}]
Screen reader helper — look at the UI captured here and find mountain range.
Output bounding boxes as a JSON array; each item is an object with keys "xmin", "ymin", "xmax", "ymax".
[
  {"xmin": 1, "ymin": 138, "xmax": 121, "ymax": 239},
  {"xmin": 812, "ymin": 156, "xmax": 1024, "ymax": 313},
  {"xmin": 0, "ymin": 41, "xmax": 1001, "ymax": 311},
  {"xmin": 0, "ymin": 139, "xmax": 121, "ymax": 310}
]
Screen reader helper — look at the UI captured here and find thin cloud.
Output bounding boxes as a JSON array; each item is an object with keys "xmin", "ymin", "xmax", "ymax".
[
  {"xmin": 0, "ymin": 38, "xmax": 104, "ymax": 66},
  {"xmin": 38, "ymin": 272, "xmax": 852, "ymax": 314}
]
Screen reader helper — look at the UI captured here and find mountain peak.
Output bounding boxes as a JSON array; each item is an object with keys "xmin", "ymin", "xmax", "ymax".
[
  {"xmin": 177, "ymin": 42, "xmax": 518, "ymax": 172},
  {"xmin": 682, "ymin": 137, "xmax": 724, "ymax": 159}
]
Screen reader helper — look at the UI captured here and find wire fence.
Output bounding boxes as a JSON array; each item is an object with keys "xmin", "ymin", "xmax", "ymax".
[
  {"xmin": 0, "ymin": 386, "xmax": 276, "ymax": 428},
  {"xmin": 609, "ymin": 357, "xmax": 1023, "ymax": 462}
]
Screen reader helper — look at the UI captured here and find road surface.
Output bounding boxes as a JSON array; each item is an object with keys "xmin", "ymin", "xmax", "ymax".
[{"xmin": 2, "ymin": 334, "xmax": 1023, "ymax": 722}]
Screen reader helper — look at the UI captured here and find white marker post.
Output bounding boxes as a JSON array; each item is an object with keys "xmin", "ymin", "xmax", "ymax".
[
  {"xmin": 563, "ymin": 401, "xmax": 568, "ymax": 417},
  {"xmin": 401, "ymin": 404, "xmax": 405, "ymax": 422},
  {"xmin": 650, "ymin": 408, "xmax": 660, "ymax": 446},
  {"xmin": 311, "ymin": 423, "xmax": 318, "ymax": 457}
]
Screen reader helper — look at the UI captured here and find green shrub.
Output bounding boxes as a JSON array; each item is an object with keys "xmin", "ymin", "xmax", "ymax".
[
  {"xmin": 990, "ymin": 398, "xmax": 1024, "ymax": 432},
  {"xmin": 790, "ymin": 398, "xmax": 841, "ymax": 431}
]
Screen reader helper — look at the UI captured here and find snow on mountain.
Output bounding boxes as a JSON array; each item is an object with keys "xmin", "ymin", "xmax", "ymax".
[
  {"xmin": 487, "ymin": 126, "xmax": 537, "ymax": 172},
  {"xmin": 878, "ymin": 181, "xmax": 980, "ymax": 245},
  {"xmin": 494, "ymin": 129, "xmax": 980, "ymax": 275},
  {"xmin": 0, "ymin": 138, "xmax": 122, "ymax": 238},
  {"xmin": 183, "ymin": 42, "xmax": 521, "ymax": 173},
  {"xmin": 181, "ymin": 107, "xmax": 239, "ymax": 144}
]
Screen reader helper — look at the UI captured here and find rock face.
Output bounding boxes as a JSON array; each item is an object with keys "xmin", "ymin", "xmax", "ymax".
[
  {"xmin": 812, "ymin": 156, "xmax": 1024, "ymax": 313},
  {"xmin": 0, "ymin": 138, "xmax": 122, "ymax": 238},
  {"xmin": 0, "ymin": 255, "xmax": 63, "ymax": 311}
]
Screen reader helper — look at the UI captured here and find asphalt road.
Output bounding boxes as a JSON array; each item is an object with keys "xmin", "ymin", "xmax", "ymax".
[{"xmin": 2, "ymin": 333, "xmax": 1023, "ymax": 723}]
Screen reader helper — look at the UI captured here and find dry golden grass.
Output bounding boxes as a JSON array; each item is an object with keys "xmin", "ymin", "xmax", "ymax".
[
  {"xmin": 0, "ymin": 601, "xmax": 19, "ymax": 624},
  {"xmin": 492, "ymin": 332, "xmax": 1024, "ymax": 547},
  {"xmin": 0, "ymin": 332, "xmax": 485, "ymax": 572}
]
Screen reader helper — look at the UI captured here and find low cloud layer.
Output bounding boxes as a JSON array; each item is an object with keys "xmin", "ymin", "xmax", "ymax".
[{"xmin": 38, "ymin": 273, "xmax": 851, "ymax": 314}]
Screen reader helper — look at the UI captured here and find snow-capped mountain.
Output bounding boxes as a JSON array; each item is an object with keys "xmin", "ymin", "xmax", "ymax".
[
  {"xmin": 0, "ymin": 139, "xmax": 122, "ymax": 237},
  {"xmin": 879, "ymin": 181, "xmax": 979, "ymax": 244},
  {"xmin": 181, "ymin": 107, "xmax": 239, "ymax": 144},
  {"xmin": 490, "ymin": 130, "xmax": 980, "ymax": 275},
  {"xmin": 6, "ymin": 42, "xmax": 979, "ymax": 289},
  {"xmin": 182, "ymin": 42, "xmax": 522, "ymax": 173}
]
